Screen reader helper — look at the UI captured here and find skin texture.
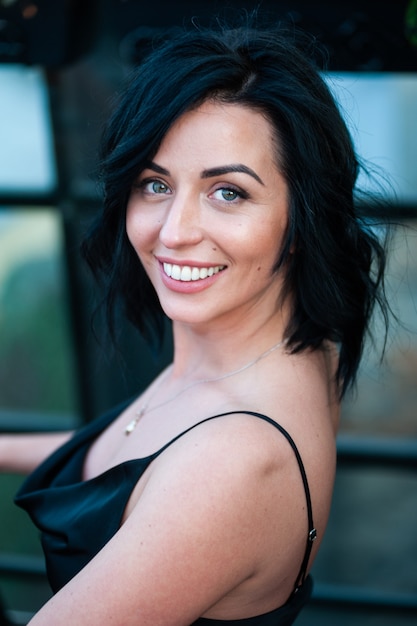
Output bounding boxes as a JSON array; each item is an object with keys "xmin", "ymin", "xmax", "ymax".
[{"xmin": 23, "ymin": 102, "xmax": 339, "ymax": 625}]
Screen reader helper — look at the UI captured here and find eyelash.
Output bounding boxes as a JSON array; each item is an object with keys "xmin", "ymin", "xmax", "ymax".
[
  {"xmin": 211, "ymin": 185, "xmax": 249, "ymax": 203},
  {"xmin": 134, "ymin": 178, "xmax": 249, "ymax": 203},
  {"xmin": 136, "ymin": 179, "xmax": 171, "ymax": 194}
]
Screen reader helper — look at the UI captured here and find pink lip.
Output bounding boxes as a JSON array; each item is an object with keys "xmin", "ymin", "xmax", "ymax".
[{"xmin": 157, "ymin": 260, "xmax": 225, "ymax": 294}]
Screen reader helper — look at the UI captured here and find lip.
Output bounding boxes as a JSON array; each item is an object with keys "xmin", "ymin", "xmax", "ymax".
[{"xmin": 157, "ymin": 258, "xmax": 226, "ymax": 293}]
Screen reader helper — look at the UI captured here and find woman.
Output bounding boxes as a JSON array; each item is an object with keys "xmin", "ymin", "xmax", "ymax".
[{"xmin": 3, "ymin": 23, "xmax": 388, "ymax": 625}]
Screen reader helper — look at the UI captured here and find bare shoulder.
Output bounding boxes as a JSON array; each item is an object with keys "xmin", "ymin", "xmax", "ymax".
[
  {"xmin": 149, "ymin": 410, "xmax": 297, "ymax": 483},
  {"xmin": 130, "ymin": 408, "xmax": 316, "ymax": 550},
  {"xmin": 147, "ymin": 344, "xmax": 339, "ymax": 490}
]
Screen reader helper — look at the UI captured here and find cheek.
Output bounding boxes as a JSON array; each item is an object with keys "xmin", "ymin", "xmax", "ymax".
[{"xmin": 126, "ymin": 204, "xmax": 153, "ymax": 251}]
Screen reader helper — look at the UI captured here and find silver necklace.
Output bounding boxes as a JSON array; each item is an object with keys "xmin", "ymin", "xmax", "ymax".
[{"xmin": 124, "ymin": 338, "xmax": 286, "ymax": 435}]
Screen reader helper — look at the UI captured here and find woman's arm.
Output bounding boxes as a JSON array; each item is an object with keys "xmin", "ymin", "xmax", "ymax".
[
  {"xmin": 25, "ymin": 414, "xmax": 302, "ymax": 626},
  {"xmin": 0, "ymin": 432, "xmax": 73, "ymax": 474}
]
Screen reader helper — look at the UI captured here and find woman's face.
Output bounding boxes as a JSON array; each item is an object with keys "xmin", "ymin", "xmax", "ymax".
[{"xmin": 126, "ymin": 101, "xmax": 290, "ymax": 332}]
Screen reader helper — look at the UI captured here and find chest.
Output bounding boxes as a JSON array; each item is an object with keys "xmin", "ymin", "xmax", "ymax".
[{"xmin": 82, "ymin": 388, "xmax": 231, "ymax": 480}]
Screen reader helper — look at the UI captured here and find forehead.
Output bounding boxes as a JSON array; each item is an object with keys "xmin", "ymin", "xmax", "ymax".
[{"xmin": 154, "ymin": 101, "xmax": 279, "ymax": 169}]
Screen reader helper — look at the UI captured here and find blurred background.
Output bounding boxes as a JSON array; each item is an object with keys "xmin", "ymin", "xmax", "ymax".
[{"xmin": 0, "ymin": 1, "xmax": 416, "ymax": 624}]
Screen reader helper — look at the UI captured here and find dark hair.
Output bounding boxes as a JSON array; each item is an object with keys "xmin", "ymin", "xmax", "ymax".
[{"xmin": 82, "ymin": 23, "xmax": 390, "ymax": 398}]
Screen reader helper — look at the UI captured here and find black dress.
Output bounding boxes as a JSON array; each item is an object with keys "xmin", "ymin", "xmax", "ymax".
[{"xmin": 15, "ymin": 405, "xmax": 316, "ymax": 625}]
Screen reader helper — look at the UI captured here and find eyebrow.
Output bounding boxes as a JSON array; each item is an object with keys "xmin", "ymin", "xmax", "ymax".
[
  {"xmin": 145, "ymin": 161, "xmax": 265, "ymax": 186},
  {"xmin": 201, "ymin": 164, "xmax": 264, "ymax": 185},
  {"xmin": 144, "ymin": 162, "xmax": 170, "ymax": 176}
]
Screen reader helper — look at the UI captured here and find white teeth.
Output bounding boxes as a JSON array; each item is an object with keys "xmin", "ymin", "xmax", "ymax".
[
  {"xmin": 181, "ymin": 266, "xmax": 192, "ymax": 281},
  {"xmin": 163, "ymin": 263, "xmax": 225, "ymax": 282},
  {"xmin": 191, "ymin": 267, "xmax": 201, "ymax": 281}
]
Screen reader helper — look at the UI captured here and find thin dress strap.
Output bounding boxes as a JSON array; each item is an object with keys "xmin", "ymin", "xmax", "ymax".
[{"xmin": 156, "ymin": 410, "xmax": 317, "ymax": 592}]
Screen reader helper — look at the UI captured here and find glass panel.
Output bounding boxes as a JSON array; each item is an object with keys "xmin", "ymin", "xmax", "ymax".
[
  {"xmin": 341, "ymin": 220, "xmax": 417, "ymax": 437},
  {"xmin": 0, "ymin": 65, "xmax": 57, "ymax": 196},
  {"xmin": 326, "ymin": 73, "xmax": 417, "ymax": 205},
  {"xmin": 0, "ymin": 207, "xmax": 78, "ymax": 419}
]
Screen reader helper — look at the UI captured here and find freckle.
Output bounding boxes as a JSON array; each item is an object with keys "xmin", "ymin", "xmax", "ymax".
[
  {"xmin": 257, "ymin": 266, "xmax": 261, "ymax": 271},
  {"xmin": 212, "ymin": 247, "xmax": 217, "ymax": 251}
]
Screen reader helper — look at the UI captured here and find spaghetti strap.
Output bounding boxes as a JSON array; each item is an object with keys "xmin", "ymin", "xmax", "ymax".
[{"xmin": 157, "ymin": 410, "xmax": 317, "ymax": 592}]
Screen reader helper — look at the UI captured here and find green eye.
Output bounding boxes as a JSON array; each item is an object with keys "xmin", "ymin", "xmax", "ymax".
[
  {"xmin": 151, "ymin": 181, "xmax": 169, "ymax": 193},
  {"xmin": 220, "ymin": 188, "xmax": 239, "ymax": 201},
  {"xmin": 212, "ymin": 187, "xmax": 247, "ymax": 203},
  {"xmin": 213, "ymin": 187, "xmax": 245, "ymax": 202}
]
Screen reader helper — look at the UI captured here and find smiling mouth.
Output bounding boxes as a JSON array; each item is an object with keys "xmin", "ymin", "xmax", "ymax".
[{"xmin": 163, "ymin": 263, "xmax": 226, "ymax": 282}]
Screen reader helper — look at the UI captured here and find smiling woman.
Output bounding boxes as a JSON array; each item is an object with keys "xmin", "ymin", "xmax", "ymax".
[
  {"xmin": 4, "ymin": 19, "xmax": 391, "ymax": 626},
  {"xmin": 125, "ymin": 102, "xmax": 288, "ymax": 321}
]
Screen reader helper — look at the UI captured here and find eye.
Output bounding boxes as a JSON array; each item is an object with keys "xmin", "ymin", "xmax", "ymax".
[
  {"xmin": 211, "ymin": 186, "xmax": 247, "ymax": 203},
  {"xmin": 146, "ymin": 180, "xmax": 170, "ymax": 194},
  {"xmin": 135, "ymin": 178, "xmax": 171, "ymax": 195}
]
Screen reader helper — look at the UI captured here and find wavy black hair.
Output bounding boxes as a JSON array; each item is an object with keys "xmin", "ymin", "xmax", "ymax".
[{"xmin": 82, "ymin": 23, "xmax": 390, "ymax": 398}]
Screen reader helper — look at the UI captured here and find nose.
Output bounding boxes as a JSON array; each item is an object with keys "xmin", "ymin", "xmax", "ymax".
[{"xmin": 158, "ymin": 193, "xmax": 204, "ymax": 249}]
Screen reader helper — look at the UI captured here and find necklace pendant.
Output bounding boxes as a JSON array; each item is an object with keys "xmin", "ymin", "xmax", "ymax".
[
  {"xmin": 124, "ymin": 407, "xmax": 145, "ymax": 436},
  {"xmin": 124, "ymin": 419, "xmax": 137, "ymax": 435}
]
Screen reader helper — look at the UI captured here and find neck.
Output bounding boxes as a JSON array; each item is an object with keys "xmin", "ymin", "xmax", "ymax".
[{"xmin": 170, "ymin": 313, "xmax": 288, "ymax": 381}]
